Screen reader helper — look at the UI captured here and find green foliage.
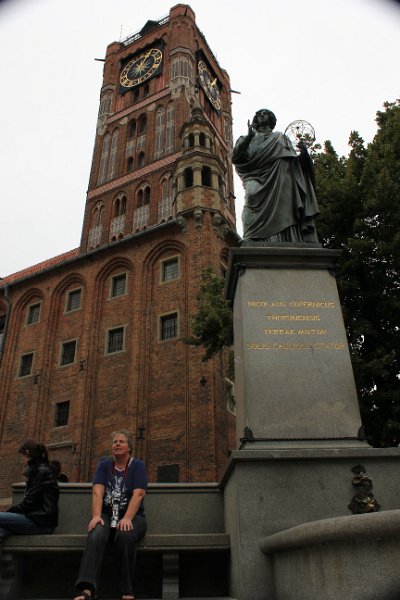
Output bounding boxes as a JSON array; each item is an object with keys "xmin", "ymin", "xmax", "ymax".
[
  {"xmin": 314, "ymin": 100, "xmax": 400, "ymax": 446},
  {"xmin": 186, "ymin": 267, "xmax": 233, "ymax": 362}
]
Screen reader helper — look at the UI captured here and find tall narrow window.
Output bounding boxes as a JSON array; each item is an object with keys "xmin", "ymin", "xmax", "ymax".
[
  {"xmin": 138, "ymin": 115, "xmax": 147, "ymax": 134},
  {"xmin": 144, "ymin": 186, "xmax": 151, "ymax": 205},
  {"xmin": 154, "ymin": 107, "xmax": 165, "ymax": 159},
  {"xmin": 107, "ymin": 129, "xmax": 119, "ymax": 181},
  {"xmin": 170, "ymin": 56, "xmax": 194, "ymax": 84},
  {"xmin": 160, "ymin": 313, "xmax": 178, "ymax": 341},
  {"xmin": 165, "ymin": 103, "xmax": 175, "ymax": 154},
  {"xmin": 60, "ymin": 340, "xmax": 76, "ymax": 366},
  {"xmin": 99, "ymin": 92, "xmax": 112, "ymax": 117},
  {"xmin": 111, "ymin": 274, "xmax": 127, "ymax": 298},
  {"xmin": 162, "ymin": 179, "xmax": 169, "ymax": 200},
  {"xmin": 202, "ymin": 166, "xmax": 212, "ymax": 187},
  {"xmin": 107, "ymin": 327, "xmax": 124, "ymax": 354},
  {"xmin": 128, "ymin": 120, "xmax": 136, "ymax": 138},
  {"xmin": 19, "ymin": 353, "xmax": 33, "ymax": 377},
  {"xmin": 159, "ymin": 176, "xmax": 173, "ymax": 222},
  {"xmin": 94, "ymin": 205, "xmax": 104, "ymax": 226},
  {"xmin": 162, "ymin": 258, "xmax": 179, "ymax": 282},
  {"xmin": 184, "ymin": 167, "xmax": 193, "ymax": 188},
  {"xmin": 98, "ymin": 134, "xmax": 111, "ymax": 185},
  {"xmin": 27, "ymin": 303, "xmax": 41, "ymax": 325},
  {"xmin": 55, "ymin": 401, "xmax": 70, "ymax": 427},
  {"xmin": 66, "ymin": 289, "xmax": 82, "ymax": 312},
  {"xmin": 138, "ymin": 152, "xmax": 145, "ymax": 168}
]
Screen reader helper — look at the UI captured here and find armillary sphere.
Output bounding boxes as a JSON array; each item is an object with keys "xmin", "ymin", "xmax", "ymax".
[{"xmin": 284, "ymin": 120, "xmax": 316, "ymax": 152}]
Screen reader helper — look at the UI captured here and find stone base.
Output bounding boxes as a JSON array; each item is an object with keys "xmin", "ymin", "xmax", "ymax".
[
  {"xmin": 261, "ymin": 510, "xmax": 400, "ymax": 600},
  {"xmin": 225, "ymin": 247, "xmax": 365, "ymax": 447},
  {"xmin": 222, "ymin": 446, "xmax": 400, "ymax": 600}
]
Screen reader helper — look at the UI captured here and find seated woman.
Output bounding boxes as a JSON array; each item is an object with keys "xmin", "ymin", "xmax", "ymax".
[
  {"xmin": 73, "ymin": 429, "xmax": 147, "ymax": 600},
  {"xmin": 0, "ymin": 439, "xmax": 59, "ymax": 554}
]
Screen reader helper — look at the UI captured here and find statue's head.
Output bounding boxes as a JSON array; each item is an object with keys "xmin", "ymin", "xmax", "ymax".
[{"xmin": 253, "ymin": 109, "xmax": 277, "ymax": 130}]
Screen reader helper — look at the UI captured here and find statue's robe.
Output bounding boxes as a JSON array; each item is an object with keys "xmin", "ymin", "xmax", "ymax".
[{"xmin": 232, "ymin": 131, "xmax": 319, "ymax": 243}]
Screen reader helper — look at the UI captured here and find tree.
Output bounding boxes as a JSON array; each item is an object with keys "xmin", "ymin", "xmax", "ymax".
[
  {"xmin": 314, "ymin": 100, "xmax": 400, "ymax": 446},
  {"xmin": 187, "ymin": 267, "xmax": 233, "ymax": 363}
]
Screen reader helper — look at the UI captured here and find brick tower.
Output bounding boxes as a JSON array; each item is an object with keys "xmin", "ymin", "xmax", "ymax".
[{"xmin": 0, "ymin": 4, "xmax": 237, "ymax": 494}]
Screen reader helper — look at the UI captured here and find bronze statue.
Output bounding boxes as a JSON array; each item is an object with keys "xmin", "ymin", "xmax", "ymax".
[{"xmin": 232, "ymin": 109, "xmax": 319, "ymax": 245}]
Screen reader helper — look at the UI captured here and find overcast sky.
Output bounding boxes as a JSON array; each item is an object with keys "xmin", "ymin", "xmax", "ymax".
[{"xmin": 1, "ymin": 0, "xmax": 399, "ymax": 277}]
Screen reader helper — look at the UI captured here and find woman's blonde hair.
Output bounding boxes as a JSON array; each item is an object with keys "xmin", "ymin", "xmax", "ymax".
[{"xmin": 111, "ymin": 429, "xmax": 133, "ymax": 453}]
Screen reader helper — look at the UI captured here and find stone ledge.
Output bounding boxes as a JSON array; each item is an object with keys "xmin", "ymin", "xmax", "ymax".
[
  {"xmin": 260, "ymin": 509, "xmax": 400, "ymax": 554},
  {"xmin": 3, "ymin": 532, "xmax": 230, "ymax": 553},
  {"xmin": 220, "ymin": 446, "xmax": 400, "ymax": 486}
]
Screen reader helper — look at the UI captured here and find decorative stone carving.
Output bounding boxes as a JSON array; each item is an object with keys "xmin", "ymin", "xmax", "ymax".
[
  {"xmin": 212, "ymin": 213, "xmax": 229, "ymax": 238},
  {"xmin": 193, "ymin": 208, "xmax": 203, "ymax": 230},
  {"xmin": 176, "ymin": 214, "xmax": 188, "ymax": 233},
  {"xmin": 348, "ymin": 464, "xmax": 380, "ymax": 514}
]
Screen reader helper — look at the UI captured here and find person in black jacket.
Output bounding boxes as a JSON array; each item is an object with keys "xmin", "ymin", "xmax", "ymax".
[{"xmin": 0, "ymin": 439, "xmax": 59, "ymax": 555}]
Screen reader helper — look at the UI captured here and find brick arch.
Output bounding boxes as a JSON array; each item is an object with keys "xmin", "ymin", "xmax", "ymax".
[
  {"xmin": 94, "ymin": 257, "xmax": 134, "ymax": 286},
  {"xmin": 158, "ymin": 171, "xmax": 173, "ymax": 187},
  {"xmin": 220, "ymin": 247, "xmax": 230, "ymax": 265},
  {"xmin": 143, "ymin": 240, "xmax": 186, "ymax": 271},
  {"xmin": 13, "ymin": 287, "xmax": 45, "ymax": 314},
  {"xmin": 51, "ymin": 273, "xmax": 87, "ymax": 301}
]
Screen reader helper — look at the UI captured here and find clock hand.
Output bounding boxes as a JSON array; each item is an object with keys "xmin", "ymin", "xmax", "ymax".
[{"xmin": 137, "ymin": 50, "xmax": 151, "ymax": 72}]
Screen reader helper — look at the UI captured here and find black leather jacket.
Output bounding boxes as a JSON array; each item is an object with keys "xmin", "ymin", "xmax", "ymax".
[{"xmin": 7, "ymin": 458, "xmax": 59, "ymax": 528}]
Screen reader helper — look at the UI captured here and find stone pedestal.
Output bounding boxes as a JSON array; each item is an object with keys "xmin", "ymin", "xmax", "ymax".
[
  {"xmin": 225, "ymin": 247, "xmax": 364, "ymax": 448},
  {"xmin": 222, "ymin": 246, "xmax": 400, "ymax": 600}
]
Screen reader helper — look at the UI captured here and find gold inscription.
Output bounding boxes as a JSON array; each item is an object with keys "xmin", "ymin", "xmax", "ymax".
[
  {"xmin": 247, "ymin": 300, "xmax": 335, "ymax": 309},
  {"xmin": 247, "ymin": 342, "xmax": 345, "ymax": 351},
  {"xmin": 264, "ymin": 329, "xmax": 328, "ymax": 336},
  {"xmin": 266, "ymin": 315, "xmax": 321, "ymax": 321},
  {"xmin": 264, "ymin": 329, "xmax": 296, "ymax": 336}
]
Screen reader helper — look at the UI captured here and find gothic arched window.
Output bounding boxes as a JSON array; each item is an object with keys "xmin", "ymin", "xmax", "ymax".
[
  {"xmin": 106, "ymin": 129, "xmax": 119, "ymax": 181},
  {"xmin": 98, "ymin": 134, "xmax": 111, "ymax": 185},
  {"xmin": 165, "ymin": 103, "xmax": 175, "ymax": 155},
  {"xmin": 184, "ymin": 167, "xmax": 193, "ymax": 188},
  {"xmin": 154, "ymin": 107, "xmax": 166, "ymax": 159},
  {"xmin": 138, "ymin": 115, "xmax": 147, "ymax": 134},
  {"xmin": 201, "ymin": 166, "xmax": 212, "ymax": 187},
  {"xmin": 128, "ymin": 120, "xmax": 136, "ymax": 138}
]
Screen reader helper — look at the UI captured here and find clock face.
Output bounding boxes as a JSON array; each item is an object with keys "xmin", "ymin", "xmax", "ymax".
[
  {"xmin": 120, "ymin": 48, "xmax": 163, "ymax": 88},
  {"xmin": 198, "ymin": 60, "xmax": 221, "ymax": 111}
]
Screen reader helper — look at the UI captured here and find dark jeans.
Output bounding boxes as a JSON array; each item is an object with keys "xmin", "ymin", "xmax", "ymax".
[
  {"xmin": 0, "ymin": 511, "xmax": 55, "ymax": 559},
  {"xmin": 75, "ymin": 513, "xmax": 147, "ymax": 596}
]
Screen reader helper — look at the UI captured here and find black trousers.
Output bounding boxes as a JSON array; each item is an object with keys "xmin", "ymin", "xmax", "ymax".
[{"xmin": 75, "ymin": 513, "xmax": 147, "ymax": 596}]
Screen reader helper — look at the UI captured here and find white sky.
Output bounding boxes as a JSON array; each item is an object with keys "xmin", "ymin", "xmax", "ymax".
[{"xmin": 0, "ymin": 0, "xmax": 399, "ymax": 277}]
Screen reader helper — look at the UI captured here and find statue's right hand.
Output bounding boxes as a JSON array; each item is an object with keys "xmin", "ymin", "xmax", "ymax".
[{"xmin": 247, "ymin": 120, "xmax": 255, "ymax": 138}]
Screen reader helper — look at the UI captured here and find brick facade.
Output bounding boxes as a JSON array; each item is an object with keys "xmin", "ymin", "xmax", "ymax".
[{"xmin": 0, "ymin": 4, "xmax": 237, "ymax": 495}]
